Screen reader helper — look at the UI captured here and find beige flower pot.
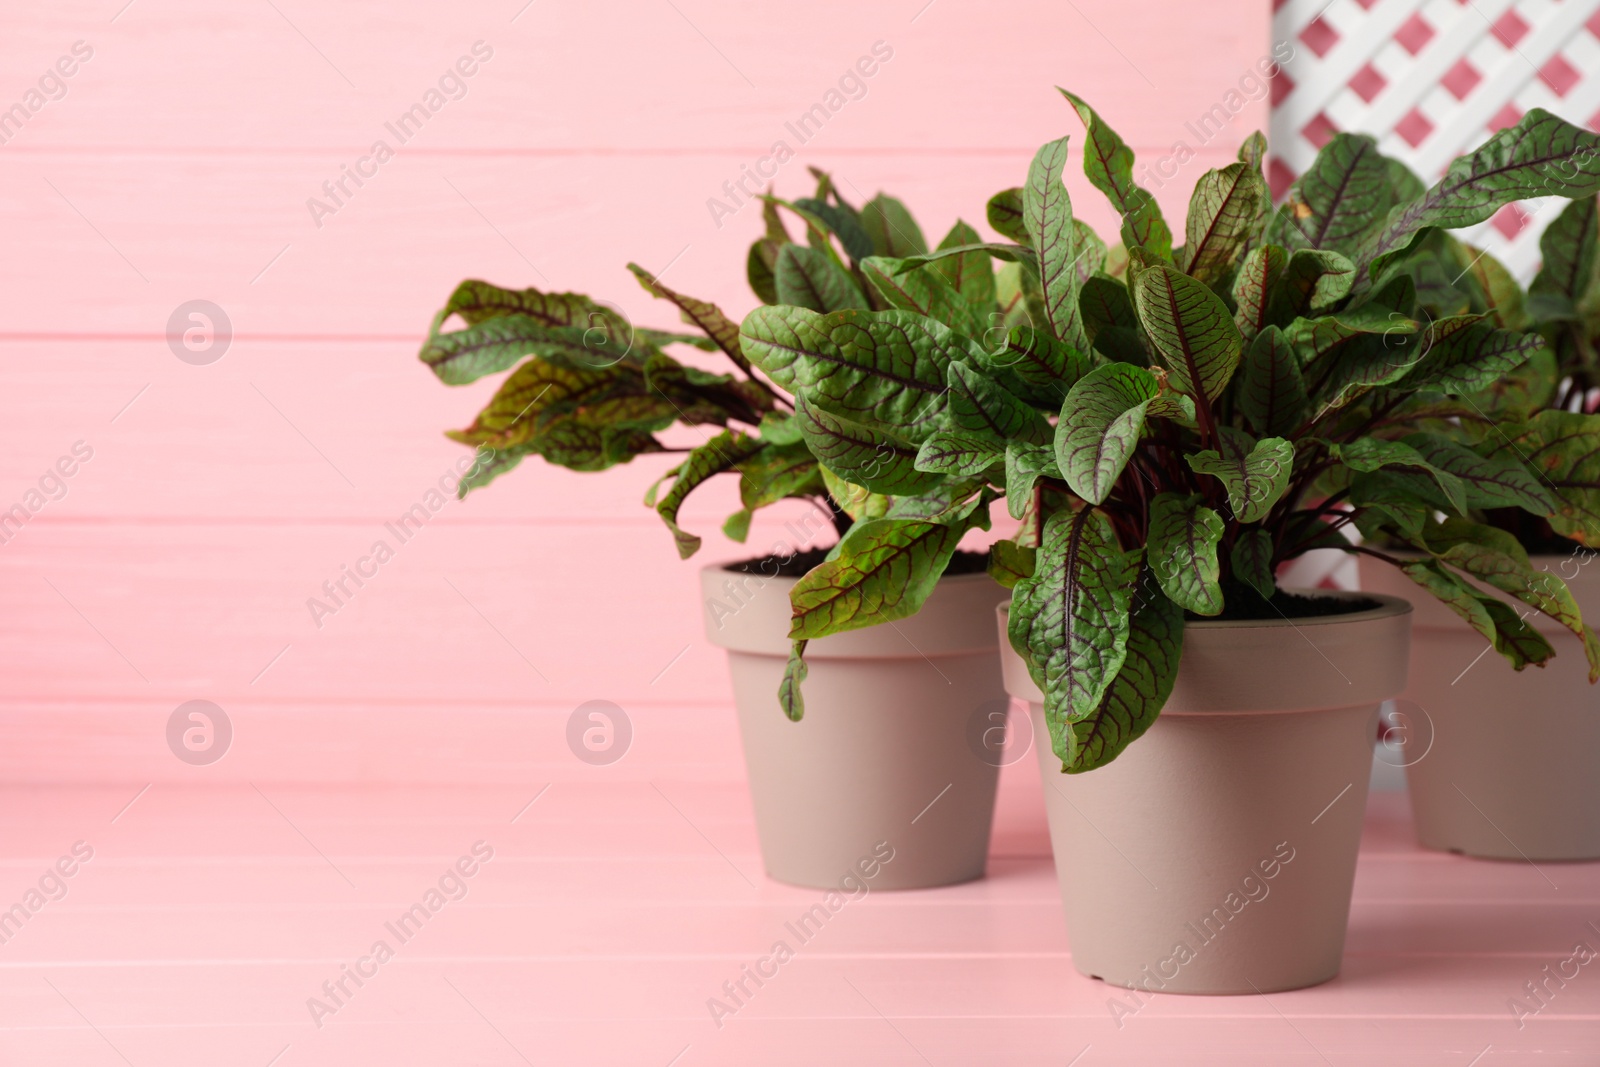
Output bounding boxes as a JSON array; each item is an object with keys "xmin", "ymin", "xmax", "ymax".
[
  {"xmin": 702, "ymin": 563, "xmax": 1009, "ymax": 890},
  {"xmin": 999, "ymin": 593, "xmax": 1412, "ymax": 994},
  {"xmin": 1359, "ymin": 555, "xmax": 1600, "ymax": 860}
]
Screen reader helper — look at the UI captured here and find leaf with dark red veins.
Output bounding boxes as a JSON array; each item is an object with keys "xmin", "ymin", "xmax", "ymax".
[
  {"xmin": 861, "ymin": 256, "xmax": 988, "ymax": 339},
  {"xmin": 1005, "ymin": 441, "xmax": 1062, "ymax": 519},
  {"xmin": 1056, "ymin": 363, "xmax": 1161, "ymax": 505},
  {"xmin": 977, "ymin": 325, "xmax": 1094, "ymax": 407},
  {"xmin": 1180, "ymin": 163, "xmax": 1267, "ymax": 287},
  {"xmin": 1265, "ymin": 249, "xmax": 1356, "ymax": 324},
  {"xmin": 1059, "ymin": 90, "xmax": 1173, "ymax": 259},
  {"xmin": 1395, "ymin": 558, "xmax": 1555, "ymax": 670},
  {"xmin": 861, "ymin": 194, "xmax": 928, "ymax": 258},
  {"xmin": 1232, "ymin": 245, "xmax": 1288, "ymax": 342},
  {"xmin": 946, "ymin": 361, "xmax": 1052, "ymax": 443},
  {"xmin": 1530, "ymin": 195, "xmax": 1599, "ymax": 303},
  {"xmin": 1133, "ymin": 264, "xmax": 1243, "ymax": 402},
  {"xmin": 1023, "ymin": 136, "xmax": 1091, "ymax": 351},
  {"xmin": 1238, "ymin": 327, "xmax": 1311, "ymax": 438},
  {"xmin": 1231, "ymin": 528, "xmax": 1277, "ymax": 600},
  {"xmin": 796, "ymin": 397, "xmax": 945, "ymax": 496},
  {"xmin": 1054, "ymin": 584, "xmax": 1183, "ymax": 772},
  {"xmin": 1147, "ymin": 493, "xmax": 1225, "ymax": 615},
  {"xmin": 774, "ymin": 243, "xmax": 869, "ymax": 312},
  {"xmin": 1400, "ymin": 433, "xmax": 1557, "ymax": 515},
  {"xmin": 788, "ymin": 517, "xmax": 971, "ymax": 639},
  {"xmin": 1271, "ymin": 134, "xmax": 1393, "ymax": 256},
  {"xmin": 1008, "ymin": 507, "xmax": 1141, "ymax": 728},
  {"xmin": 1360, "ymin": 109, "xmax": 1600, "ymax": 279},
  {"xmin": 626, "ymin": 262, "xmax": 751, "ymax": 374},
  {"xmin": 1188, "ymin": 432, "xmax": 1294, "ymax": 524},
  {"xmin": 1475, "ymin": 411, "xmax": 1600, "ymax": 545},
  {"xmin": 930, "ymin": 220, "xmax": 998, "ymax": 308},
  {"xmin": 778, "ymin": 640, "xmax": 809, "ymax": 720},
  {"xmin": 1400, "ymin": 315, "xmax": 1550, "ymax": 395},
  {"xmin": 986, "ymin": 188, "xmax": 1028, "ymax": 243},
  {"xmin": 655, "ymin": 431, "xmax": 765, "ymax": 558},
  {"xmin": 988, "ymin": 539, "xmax": 1038, "ymax": 589}
]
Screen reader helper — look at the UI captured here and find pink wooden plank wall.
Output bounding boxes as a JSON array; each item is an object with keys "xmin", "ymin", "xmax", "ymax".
[{"xmin": 0, "ymin": 0, "xmax": 1272, "ymax": 789}]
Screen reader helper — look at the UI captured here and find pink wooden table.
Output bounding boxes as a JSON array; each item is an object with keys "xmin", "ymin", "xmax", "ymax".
[
  {"xmin": 2, "ymin": 783, "xmax": 1597, "ymax": 1064},
  {"xmin": 6, "ymin": 1, "xmax": 1599, "ymax": 1062}
]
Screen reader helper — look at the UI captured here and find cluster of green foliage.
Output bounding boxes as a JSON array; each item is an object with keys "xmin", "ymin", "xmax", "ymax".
[
  {"xmin": 418, "ymin": 167, "xmax": 990, "ymax": 556},
  {"xmin": 422, "ymin": 92, "xmax": 1600, "ymax": 777},
  {"xmin": 735, "ymin": 94, "xmax": 1600, "ymax": 772}
]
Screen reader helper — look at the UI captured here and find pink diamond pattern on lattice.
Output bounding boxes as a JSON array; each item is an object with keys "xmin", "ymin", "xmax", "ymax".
[{"xmin": 1272, "ymin": 0, "xmax": 1600, "ymax": 280}]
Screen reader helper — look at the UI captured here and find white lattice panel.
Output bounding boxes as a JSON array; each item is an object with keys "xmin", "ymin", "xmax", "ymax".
[{"xmin": 1272, "ymin": 0, "xmax": 1600, "ymax": 279}]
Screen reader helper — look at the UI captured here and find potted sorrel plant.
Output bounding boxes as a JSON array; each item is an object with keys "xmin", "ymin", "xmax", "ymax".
[
  {"xmin": 1358, "ymin": 192, "xmax": 1600, "ymax": 860},
  {"xmin": 417, "ymin": 173, "xmax": 1009, "ymax": 890},
  {"xmin": 743, "ymin": 93, "xmax": 1600, "ymax": 993}
]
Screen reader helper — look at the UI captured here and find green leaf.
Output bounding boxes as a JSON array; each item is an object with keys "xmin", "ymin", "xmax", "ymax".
[
  {"xmin": 1005, "ymin": 441, "xmax": 1061, "ymax": 519},
  {"xmin": 1531, "ymin": 195, "xmax": 1599, "ymax": 303},
  {"xmin": 453, "ymin": 445, "xmax": 530, "ymax": 498},
  {"xmin": 783, "ymin": 309, "xmax": 970, "ymax": 443},
  {"xmin": 1080, "ymin": 273, "xmax": 1148, "ymax": 366},
  {"xmin": 793, "ymin": 196, "xmax": 875, "ymax": 263},
  {"xmin": 1188, "ymin": 433, "xmax": 1294, "ymax": 524},
  {"xmin": 788, "ymin": 517, "xmax": 970, "ymax": 639},
  {"xmin": 626, "ymin": 263, "xmax": 752, "ymax": 375},
  {"xmin": 1232, "ymin": 245, "xmax": 1288, "ymax": 342},
  {"xmin": 821, "ymin": 466, "xmax": 890, "ymax": 522},
  {"xmin": 931, "ymin": 220, "xmax": 998, "ymax": 308},
  {"xmin": 1400, "ymin": 315, "xmax": 1550, "ymax": 395},
  {"xmin": 1058, "ymin": 90, "xmax": 1173, "ymax": 259},
  {"xmin": 420, "ymin": 316, "xmax": 633, "ymax": 385},
  {"xmin": 655, "ymin": 431, "xmax": 764, "ymax": 558},
  {"xmin": 748, "ymin": 240, "xmax": 780, "ymax": 304},
  {"xmin": 1455, "ymin": 242, "xmax": 1528, "ymax": 329},
  {"xmin": 1055, "ymin": 585, "xmax": 1183, "ymax": 772},
  {"xmin": 977, "ymin": 325, "xmax": 1094, "ymax": 407},
  {"xmin": 860, "ymin": 194, "xmax": 929, "ymax": 258},
  {"xmin": 723, "ymin": 509, "xmax": 752, "ymax": 542},
  {"xmin": 1422, "ymin": 518, "xmax": 1593, "ymax": 674},
  {"xmin": 1289, "ymin": 309, "xmax": 1420, "ymax": 408},
  {"xmin": 779, "ymin": 640, "xmax": 809, "ymax": 720},
  {"xmin": 1361, "ymin": 109, "xmax": 1600, "ymax": 275},
  {"xmin": 1023, "ymin": 136, "xmax": 1091, "ymax": 351},
  {"xmin": 986, "ymin": 188, "xmax": 1028, "ymax": 243},
  {"xmin": 1007, "ymin": 507, "xmax": 1141, "ymax": 724},
  {"xmin": 1400, "ymin": 433, "xmax": 1557, "ymax": 514},
  {"xmin": 914, "ymin": 427, "xmax": 1004, "ymax": 477},
  {"xmin": 1056, "ymin": 363, "xmax": 1161, "ymax": 504},
  {"xmin": 1147, "ymin": 493, "xmax": 1225, "ymax": 615},
  {"xmin": 1272, "ymin": 134, "xmax": 1392, "ymax": 255},
  {"xmin": 945, "ymin": 361, "xmax": 1052, "ymax": 442},
  {"xmin": 430, "ymin": 280, "xmax": 613, "ymax": 331},
  {"xmin": 1231, "ymin": 528, "xmax": 1276, "ymax": 599},
  {"xmin": 1268, "ymin": 249, "xmax": 1356, "ymax": 323},
  {"xmin": 1476, "ymin": 411, "xmax": 1600, "ymax": 545},
  {"xmin": 1395, "ymin": 559, "xmax": 1555, "ymax": 670},
  {"xmin": 446, "ymin": 357, "xmax": 646, "ymax": 449},
  {"xmin": 796, "ymin": 397, "xmax": 945, "ymax": 496},
  {"xmin": 738, "ymin": 439, "xmax": 824, "ymax": 509},
  {"xmin": 739, "ymin": 304, "xmax": 820, "ymax": 392},
  {"xmin": 1180, "ymin": 162, "xmax": 1267, "ymax": 286},
  {"xmin": 1335, "ymin": 437, "xmax": 1469, "ymax": 515},
  {"xmin": 988, "ymin": 539, "xmax": 1037, "ymax": 589},
  {"xmin": 774, "ymin": 243, "xmax": 869, "ymax": 312},
  {"xmin": 860, "ymin": 255, "xmax": 988, "ymax": 339},
  {"xmin": 1133, "ymin": 264, "xmax": 1244, "ymax": 402},
  {"xmin": 1238, "ymin": 327, "xmax": 1311, "ymax": 437}
]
